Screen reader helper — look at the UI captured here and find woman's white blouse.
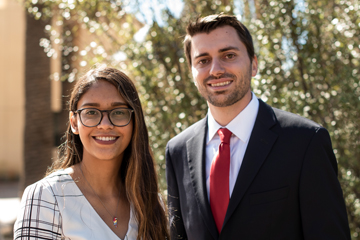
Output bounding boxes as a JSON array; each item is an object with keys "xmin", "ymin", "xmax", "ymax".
[{"xmin": 14, "ymin": 168, "xmax": 138, "ymax": 240}]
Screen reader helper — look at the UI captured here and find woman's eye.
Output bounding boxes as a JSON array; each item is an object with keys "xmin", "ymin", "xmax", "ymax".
[
  {"xmin": 85, "ymin": 110, "xmax": 98, "ymax": 115},
  {"xmin": 113, "ymin": 110, "xmax": 125, "ymax": 115}
]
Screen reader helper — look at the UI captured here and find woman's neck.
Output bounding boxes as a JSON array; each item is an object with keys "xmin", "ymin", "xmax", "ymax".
[{"xmin": 75, "ymin": 157, "xmax": 124, "ymax": 197}]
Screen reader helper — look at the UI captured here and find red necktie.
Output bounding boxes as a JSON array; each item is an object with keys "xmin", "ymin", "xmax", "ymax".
[{"xmin": 210, "ymin": 128, "xmax": 232, "ymax": 233}]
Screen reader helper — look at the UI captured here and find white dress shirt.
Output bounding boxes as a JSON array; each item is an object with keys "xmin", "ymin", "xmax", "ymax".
[
  {"xmin": 14, "ymin": 168, "xmax": 138, "ymax": 240},
  {"xmin": 206, "ymin": 92, "xmax": 259, "ymax": 201}
]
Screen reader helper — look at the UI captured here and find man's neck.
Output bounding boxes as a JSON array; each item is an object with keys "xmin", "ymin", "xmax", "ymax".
[{"xmin": 209, "ymin": 91, "xmax": 252, "ymax": 126}]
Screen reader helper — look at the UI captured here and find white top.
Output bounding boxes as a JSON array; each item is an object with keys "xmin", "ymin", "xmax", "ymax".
[
  {"xmin": 14, "ymin": 168, "xmax": 138, "ymax": 240},
  {"xmin": 206, "ymin": 92, "xmax": 259, "ymax": 200}
]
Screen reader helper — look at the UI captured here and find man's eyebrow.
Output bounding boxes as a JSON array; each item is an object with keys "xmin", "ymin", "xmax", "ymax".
[
  {"xmin": 193, "ymin": 46, "xmax": 240, "ymax": 60},
  {"xmin": 219, "ymin": 46, "xmax": 240, "ymax": 52},
  {"xmin": 193, "ymin": 52, "xmax": 209, "ymax": 60}
]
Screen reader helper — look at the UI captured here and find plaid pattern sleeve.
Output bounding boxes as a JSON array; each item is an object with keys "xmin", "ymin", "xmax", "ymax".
[{"xmin": 14, "ymin": 180, "xmax": 63, "ymax": 240}]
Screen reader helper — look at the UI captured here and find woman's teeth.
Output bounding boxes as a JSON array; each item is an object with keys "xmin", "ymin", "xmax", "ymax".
[{"xmin": 95, "ymin": 137, "xmax": 116, "ymax": 141}]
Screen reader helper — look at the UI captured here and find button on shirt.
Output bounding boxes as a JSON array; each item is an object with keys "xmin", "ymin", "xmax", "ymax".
[{"xmin": 206, "ymin": 92, "xmax": 259, "ymax": 201}]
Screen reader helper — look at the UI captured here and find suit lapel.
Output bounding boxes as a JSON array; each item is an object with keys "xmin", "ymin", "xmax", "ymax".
[
  {"xmin": 223, "ymin": 100, "xmax": 278, "ymax": 227},
  {"xmin": 186, "ymin": 117, "xmax": 219, "ymax": 240}
]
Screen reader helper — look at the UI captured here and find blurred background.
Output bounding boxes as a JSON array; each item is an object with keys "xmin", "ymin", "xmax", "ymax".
[{"xmin": 0, "ymin": 0, "xmax": 359, "ymax": 239}]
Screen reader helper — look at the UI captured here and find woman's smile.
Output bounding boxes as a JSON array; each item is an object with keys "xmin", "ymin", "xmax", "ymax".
[
  {"xmin": 93, "ymin": 135, "xmax": 119, "ymax": 144},
  {"xmin": 70, "ymin": 80, "xmax": 133, "ymax": 162}
]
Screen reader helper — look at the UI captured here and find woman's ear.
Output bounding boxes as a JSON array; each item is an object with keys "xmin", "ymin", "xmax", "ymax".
[{"xmin": 69, "ymin": 112, "xmax": 79, "ymax": 135}]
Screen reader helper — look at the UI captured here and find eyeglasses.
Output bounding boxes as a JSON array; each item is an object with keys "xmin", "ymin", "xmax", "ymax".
[{"xmin": 74, "ymin": 108, "xmax": 134, "ymax": 127}]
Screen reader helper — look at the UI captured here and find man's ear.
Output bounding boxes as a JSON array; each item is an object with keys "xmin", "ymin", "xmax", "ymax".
[
  {"xmin": 69, "ymin": 112, "xmax": 79, "ymax": 135},
  {"xmin": 251, "ymin": 55, "xmax": 258, "ymax": 77},
  {"xmin": 191, "ymin": 67, "xmax": 198, "ymax": 87}
]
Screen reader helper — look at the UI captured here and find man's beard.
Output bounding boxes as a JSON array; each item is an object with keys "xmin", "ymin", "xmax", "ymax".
[{"xmin": 201, "ymin": 68, "xmax": 252, "ymax": 107}]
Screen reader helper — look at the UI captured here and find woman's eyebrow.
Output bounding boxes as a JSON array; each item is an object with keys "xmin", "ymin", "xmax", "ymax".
[
  {"xmin": 111, "ymin": 102, "xmax": 128, "ymax": 107},
  {"xmin": 79, "ymin": 102, "xmax": 128, "ymax": 108},
  {"xmin": 79, "ymin": 102, "xmax": 99, "ymax": 108}
]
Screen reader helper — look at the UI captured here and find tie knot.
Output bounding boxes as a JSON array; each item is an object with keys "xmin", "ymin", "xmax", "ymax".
[{"xmin": 217, "ymin": 128, "xmax": 232, "ymax": 144}]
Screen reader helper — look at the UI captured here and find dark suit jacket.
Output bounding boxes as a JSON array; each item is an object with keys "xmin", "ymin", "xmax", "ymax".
[{"xmin": 166, "ymin": 99, "xmax": 350, "ymax": 240}]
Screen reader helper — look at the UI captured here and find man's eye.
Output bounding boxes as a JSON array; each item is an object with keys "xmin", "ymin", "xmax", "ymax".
[
  {"xmin": 198, "ymin": 59, "xmax": 209, "ymax": 65},
  {"xmin": 225, "ymin": 54, "xmax": 235, "ymax": 59}
]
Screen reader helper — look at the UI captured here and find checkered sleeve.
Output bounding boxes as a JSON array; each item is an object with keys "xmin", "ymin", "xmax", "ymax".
[{"xmin": 14, "ymin": 180, "xmax": 63, "ymax": 240}]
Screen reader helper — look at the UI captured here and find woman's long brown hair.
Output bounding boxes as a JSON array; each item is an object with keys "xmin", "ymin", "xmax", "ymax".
[{"xmin": 48, "ymin": 66, "xmax": 169, "ymax": 240}]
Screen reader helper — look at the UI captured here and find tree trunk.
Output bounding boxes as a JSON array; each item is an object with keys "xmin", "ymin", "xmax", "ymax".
[{"xmin": 21, "ymin": 12, "xmax": 53, "ymax": 191}]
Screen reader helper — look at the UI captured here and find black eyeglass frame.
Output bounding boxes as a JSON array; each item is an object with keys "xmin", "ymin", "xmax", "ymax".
[{"xmin": 74, "ymin": 107, "xmax": 134, "ymax": 127}]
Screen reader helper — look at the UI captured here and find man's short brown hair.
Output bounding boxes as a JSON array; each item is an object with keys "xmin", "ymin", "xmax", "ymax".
[{"xmin": 184, "ymin": 14, "xmax": 255, "ymax": 69}]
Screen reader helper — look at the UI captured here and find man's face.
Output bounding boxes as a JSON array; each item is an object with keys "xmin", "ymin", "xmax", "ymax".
[{"xmin": 190, "ymin": 25, "xmax": 258, "ymax": 108}]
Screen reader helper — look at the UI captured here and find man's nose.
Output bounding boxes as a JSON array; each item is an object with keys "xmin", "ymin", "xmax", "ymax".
[{"xmin": 209, "ymin": 58, "xmax": 225, "ymax": 77}]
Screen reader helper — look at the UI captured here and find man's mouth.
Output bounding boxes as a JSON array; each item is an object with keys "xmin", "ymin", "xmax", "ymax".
[{"xmin": 210, "ymin": 81, "xmax": 231, "ymax": 87}]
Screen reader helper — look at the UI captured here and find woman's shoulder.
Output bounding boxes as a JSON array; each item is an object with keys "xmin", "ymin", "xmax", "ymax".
[
  {"xmin": 44, "ymin": 168, "xmax": 74, "ymax": 184},
  {"xmin": 14, "ymin": 169, "xmax": 69, "ymax": 240},
  {"xmin": 16, "ymin": 168, "xmax": 77, "ymax": 227},
  {"xmin": 24, "ymin": 168, "xmax": 74, "ymax": 199}
]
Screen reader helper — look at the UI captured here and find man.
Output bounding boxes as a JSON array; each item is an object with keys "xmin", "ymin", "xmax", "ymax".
[{"xmin": 166, "ymin": 14, "xmax": 350, "ymax": 240}]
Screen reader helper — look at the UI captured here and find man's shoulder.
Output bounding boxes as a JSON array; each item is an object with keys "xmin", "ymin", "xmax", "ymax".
[
  {"xmin": 272, "ymin": 106, "xmax": 321, "ymax": 129},
  {"xmin": 167, "ymin": 117, "xmax": 206, "ymax": 147},
  {"xmin": 257, "ymin": 99, "xmax": 326, "ymax": 137}
]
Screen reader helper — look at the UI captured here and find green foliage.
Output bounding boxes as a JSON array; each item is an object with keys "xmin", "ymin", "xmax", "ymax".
[
  {"xmin": 23, "ymin": 0, "xmax": 360, "ymax": 237},
  {"xmin": 248, "ymin": 0, "xmax": 360, "ymax": 238},
  {"xmin": 123, "ymin": 0, "xmax": 236, "ymax": 192}
]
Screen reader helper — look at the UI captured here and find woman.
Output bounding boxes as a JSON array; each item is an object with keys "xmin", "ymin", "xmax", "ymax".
[{"xmin": 14, "ymin": 66, "xmax": 169, "ymax": 239}]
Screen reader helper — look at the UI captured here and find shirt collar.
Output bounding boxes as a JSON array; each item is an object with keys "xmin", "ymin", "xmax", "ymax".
[{"xmin": 207, "ymin": 92, "xmax": 259, "ymax": 144}]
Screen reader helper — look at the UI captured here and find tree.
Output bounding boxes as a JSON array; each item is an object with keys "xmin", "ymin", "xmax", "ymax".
[
  {"xmin": 22, "ymin": 8, "xmax": 53, "ymax": 190},
  {"xmin": 249, "ymin": 0, "xmax": 360, "ymax": 238},
  {"xmin": 119, "ymin": 0, "xmax": 238, "ymax": 190},
  {"xmin": 22, "ymin": 0, "xmax": 360, "ymax": 237}
]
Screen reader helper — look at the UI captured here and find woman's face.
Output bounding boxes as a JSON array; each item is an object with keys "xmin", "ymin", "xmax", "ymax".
[{"xmin": 70, "ymin": 80, "xmax": 133, "ymax": 162}]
